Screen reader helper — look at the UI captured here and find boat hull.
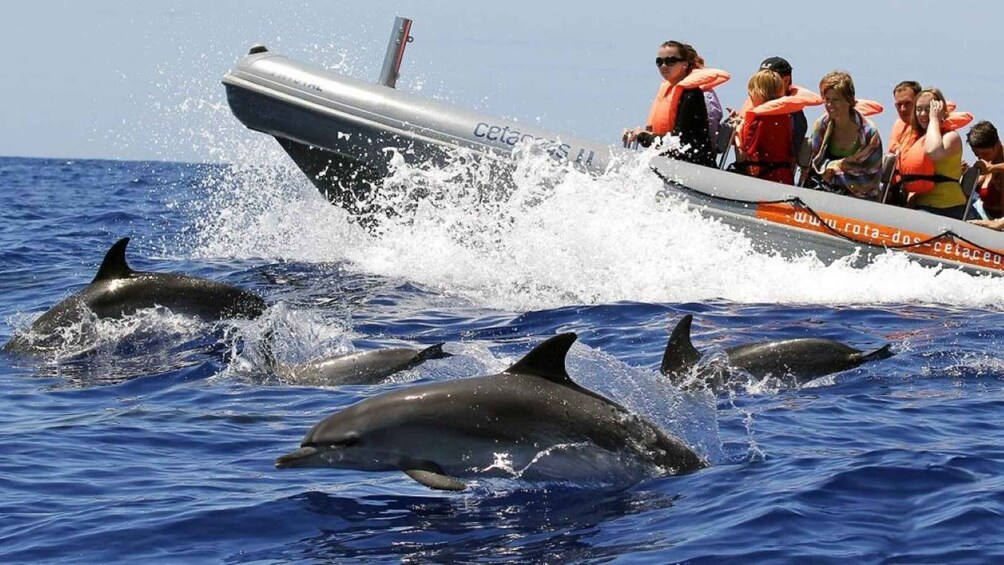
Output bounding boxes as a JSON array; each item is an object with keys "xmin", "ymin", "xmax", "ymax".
[{"xmin": 222, "ymin": 49, "xmax": 1004, "ymax": 276}]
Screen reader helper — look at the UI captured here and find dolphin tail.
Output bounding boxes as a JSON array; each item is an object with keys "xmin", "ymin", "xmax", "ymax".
[
  {"xmin": 92, "ymin": 237, "xmax": 135, "ymax": 283},
  {"xmin": 660, "ymin": 315, "xmax": 703, "ymax": 376},
  {"xmin": 417, "ymin": 343, "xmax": 452, "ymax": 362},
  {"xmin": 858, "ymin": 344, "xmax": 894, "ymax": 364}
]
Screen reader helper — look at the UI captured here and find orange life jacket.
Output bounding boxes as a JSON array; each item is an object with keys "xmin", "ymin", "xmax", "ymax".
[
  {"xmin": 737, "ymin": 84, "xmax": 822, "ymax": 116},
  {"xmin": 896, "ymin": 111, "xmax": 974, "ymax": 194},
  {"xmin": 734, "ymin": 85, "xmax": 821, "ymax": 144},
  {"xmin": 647, "ymin": 68, "xmax": 731, "ymax": 135},
  {"xmin": 736, "ymin": 91, "xmax": 819, "ymax": 147},
  {"xmin": 889, "ymin": 119, "xmax": 912, "ymax": 153},
  {"xmin": 889, "ymin": 102, "xmax": 964, "ymax": 153},
  {"xmin": 854, "ymin": 99, "xmax": 883, "ymax": 117}
]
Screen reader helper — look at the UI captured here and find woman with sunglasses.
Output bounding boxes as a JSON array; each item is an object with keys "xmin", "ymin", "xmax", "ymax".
[
  {"xmin": 895, "ymin": 87, "xmax": 971, "ymax": 219},
  {"xmin": 803, "ymin": 70, "xmax": 883, "ymax": 199},
  {"xmin": 623, "ymin": 41, "xmax": 729, "ymax": 167}
]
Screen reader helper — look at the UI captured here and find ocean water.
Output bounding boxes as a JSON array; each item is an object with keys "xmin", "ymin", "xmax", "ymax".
[{"xmin": 3, "ymin": 149, "xmax": 1004, "ymax": 564}]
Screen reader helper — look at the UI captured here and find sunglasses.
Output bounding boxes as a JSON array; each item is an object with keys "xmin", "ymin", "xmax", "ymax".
[{"xmin": 655, "ymin": 56, "xmax": 685, "ymax": 68}]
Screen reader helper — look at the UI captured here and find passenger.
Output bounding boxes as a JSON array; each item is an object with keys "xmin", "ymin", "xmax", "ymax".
[
  {"xmin": 965, "ymin": 121, "xmax": 1004, "ymax": 219},
  {"xmin": 889, "ymin": 80, "xmax": 922, "ymax": 153},
  {"xmin": 750, "ymin": 57, "xmax": 822, "ymax": 172},
  {"xmin": 731, "ymin": 70, "xmax": 795, "ymax": 184},
  {"xmin": 896, "ymin": 88, "xmax": 969, "ymax": 219},
  {"xmin": 804, "ymin": 71, "xmax": 884, "ymax": 199},
  {"xmin": 880, "ymin": 80, "xmax": 923, "ymax": 206},
  {"xmin": 623, "ymin": 40, "xmax": 729, "ymax": 167}
]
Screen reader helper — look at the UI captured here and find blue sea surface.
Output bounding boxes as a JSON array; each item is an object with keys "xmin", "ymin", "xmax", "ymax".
[{"xmin": 2, "ymin": 155, "xmax": 1004, "ymax": 563}]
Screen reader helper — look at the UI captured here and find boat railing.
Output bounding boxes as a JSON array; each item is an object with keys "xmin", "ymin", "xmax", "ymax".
[
  {"xmin": 796, "ymin": 137, "xmax": 813, "ymax": 187},
  {"xmin": 960, "ymin": 165, "xmax": 982, "ymax": 221},
  {"xmin": 378, "ymin": 16, "xmax": 414, "ymax": 88},
  {"xmin": 877, "ymin": 153, "xmax": 899, "ymax": 204},
  {"xmin": 715, "ymin": 119, "xmax": 736, "ymax": 169}
]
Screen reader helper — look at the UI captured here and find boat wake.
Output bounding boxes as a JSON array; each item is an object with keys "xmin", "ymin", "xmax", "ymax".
[
  {"xmin": 3, "ymin": 307, "xmax": 240, "ymax": 386},
  {"xmin": 183, "ymin": 142, "xmax": 1004, "ymax": 311}
]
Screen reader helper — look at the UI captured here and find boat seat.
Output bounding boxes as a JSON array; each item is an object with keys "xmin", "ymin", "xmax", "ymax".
[
  {"xmin": 796, "ymin": 137, "xmax": 812, "ymax": 186},
  {"xmin": 796, "ymin": 137, "xmax": 811, "ymax": 169},
  {"xmin": 878, "ymin": 153, "xmax": 899, "ymax": 204},
  {"xmin": 960, "ymin": 165, "xmax": 981, "ymax": 221},
  {"xmin": 715, "ymin": 118, "xmax": 736, "ymax": 169}
]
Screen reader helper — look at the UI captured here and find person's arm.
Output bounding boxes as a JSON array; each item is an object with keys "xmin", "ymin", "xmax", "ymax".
[{"xmin": 969, "ymin": 217, "xmax": 1004, "ymax": 230}]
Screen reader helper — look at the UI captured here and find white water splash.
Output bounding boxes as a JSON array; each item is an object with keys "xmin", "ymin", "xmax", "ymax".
[
  {"xmin": 7, "ymin": 306, "xmax": 213, "ymax": 362},
  {"xmin": 182, "ymin": 141, "xmax": 1004, "ymax": 311}
]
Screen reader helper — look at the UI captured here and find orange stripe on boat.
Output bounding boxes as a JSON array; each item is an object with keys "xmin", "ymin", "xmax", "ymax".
[{"xmin": 755, "ymin": 202, "xmax": 1004, "ymax": 270}]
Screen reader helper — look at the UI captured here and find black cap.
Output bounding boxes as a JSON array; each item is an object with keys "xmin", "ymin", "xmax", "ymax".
[{"xmin": 760, "ymin": 56, "xmax": 792, "ymax": 76}]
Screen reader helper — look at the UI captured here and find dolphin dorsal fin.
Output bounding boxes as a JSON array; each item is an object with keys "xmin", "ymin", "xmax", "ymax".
[
  {"xmin": 92, "ymin": 237, "xmax": 135, "ymax": 282},
  {"xmin": 505, "ymin": 333, "xmax": 577, "ymax": 385},
  {"xmin": 660, "ymin": 315, "xmax": 703, "ymax": 376},
  {"xmin": 418, "ymin": 343, "xmax": 452, "ymax": 362},
  {"xmin": 859, "ymin": 344, "xmax": 895, "ymax": 363}
]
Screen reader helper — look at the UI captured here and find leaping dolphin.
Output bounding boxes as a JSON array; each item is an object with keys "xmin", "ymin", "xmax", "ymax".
[
  {"xmin": 660, "ymin": 315, "xmax": 894, "ymax": 392},
  {"xmin": 3, "ymin": 237, "xmax": 267, "ymax": 354},
  {"xmin": 276, "ymin": 333, "xmax": 707, "ymax": 490},
  {"xmin": 276, "ymin": 343, "xmax": 452, "ymax": 386}
]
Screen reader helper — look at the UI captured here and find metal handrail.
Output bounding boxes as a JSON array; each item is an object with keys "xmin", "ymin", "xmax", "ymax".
[{"xmin": 378, "ymin": 17, "xmax": 414, "ymax": 88}]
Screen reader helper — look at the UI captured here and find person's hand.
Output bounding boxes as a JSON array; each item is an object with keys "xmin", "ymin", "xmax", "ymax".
[
  {"xmin": 974, "ymin": 159, "xmax": 989, "ymax": 175},
  {"xmin": 821, "ymin": 167, "xmax": 837, "ymax": 183},
  {"xmin": 621, "ymin": 127, "xmax": 645, "ymax": 145},
  {"xmin": 929, "ymin": 99, "xmax": 946, "ymax": 122},
  {"xmin": 969, "ymin": 217, "xmax": 1004, "ymax": 231}
]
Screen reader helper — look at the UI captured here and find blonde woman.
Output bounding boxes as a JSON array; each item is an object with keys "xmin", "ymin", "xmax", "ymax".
[
  {"xmin": 732, "ymin": 70, "xmax": 794, "ymax": 184},
  {"xmin": 895, "ymin": 88, "xmax": 970, "ymax": 219}
]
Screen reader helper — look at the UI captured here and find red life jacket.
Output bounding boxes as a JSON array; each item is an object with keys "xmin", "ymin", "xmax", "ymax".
[
  {"xmin": 737, "ymin": 89, "xmax": 819, "ymax": 141},
  {"xmin": 735, "ymin": 113, "xmax": 794, "ymax": 184},
  {"xmin": 979, "ymin": 179, "xmax": 1004, "ymax": 218},
  {"xmin": 733, "ymin": 96, "xmax": 804, "ymax": 185},
  {"xmin": 647, "ymin": 68, "xmax": 731, "ymax": 135}
]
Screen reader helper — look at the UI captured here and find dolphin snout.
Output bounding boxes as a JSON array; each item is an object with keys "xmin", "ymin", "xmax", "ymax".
[{"xmin": 275, "ymin": 445, "xmax": 319, "ymax": 468}]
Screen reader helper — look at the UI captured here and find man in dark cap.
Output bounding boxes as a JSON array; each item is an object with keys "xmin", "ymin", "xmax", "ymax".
[{"xmin": 759, "ymin": 56, "xmax": 815, "ymax": 173}]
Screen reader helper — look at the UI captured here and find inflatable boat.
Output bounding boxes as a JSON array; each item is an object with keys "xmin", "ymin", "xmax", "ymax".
[{"xmin": 222, "ymin": 18, "xmax": 1004, "ymax": 276}]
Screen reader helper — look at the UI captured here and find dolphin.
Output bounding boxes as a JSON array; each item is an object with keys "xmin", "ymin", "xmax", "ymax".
[
  {"xmin": 3, "ymin": 237, "xmax": 267, "ymax": 354},
  {"xmin": 276, "ymin": 343, "xmax": 452, "ymax": 386},
  {"xmin": 660, "ymin": 315, "xmax": 894, "ymax": 392},
  {"xmin": 276, "ymin": 333, "xmax": 707, "ymax": 490}
]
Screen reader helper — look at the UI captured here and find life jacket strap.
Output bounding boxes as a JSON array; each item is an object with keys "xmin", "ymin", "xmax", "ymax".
[
  {"xmin": 728, "ymin": 161, "xmax": 791, "ymax": 174},
  {"xmin": 896, "ymin": 173, "xmax": 958, "ymax": 185}
]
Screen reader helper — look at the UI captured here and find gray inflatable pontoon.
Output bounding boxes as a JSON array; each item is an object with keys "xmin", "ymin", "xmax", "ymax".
[{"xmin": 222, "ymin": 21, "xmax": 1004, "ymax": 276}]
